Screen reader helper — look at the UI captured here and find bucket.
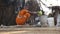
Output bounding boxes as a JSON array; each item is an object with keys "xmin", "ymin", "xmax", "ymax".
[
  {"xmin": 47, "ymin": 17, "xmax": 54, "ymax": 27},
  {"xmin": 40, "ymin": 15, "xmax": 48, "ymax": 27}
]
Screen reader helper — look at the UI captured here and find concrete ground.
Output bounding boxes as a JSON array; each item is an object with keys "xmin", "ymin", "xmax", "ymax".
[{"xmin": 0, "ymin": 26, "xmax": 60, "ymax": 34}]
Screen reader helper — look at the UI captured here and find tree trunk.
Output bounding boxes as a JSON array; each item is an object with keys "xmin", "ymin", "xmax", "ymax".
[{"xmin": 0, "ymin": 0, "xmax": 17, "ymax": 26}]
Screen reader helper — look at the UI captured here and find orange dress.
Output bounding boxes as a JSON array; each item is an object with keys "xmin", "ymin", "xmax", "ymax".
[{"xmin": 16, "ymin": 9, "xmax": 30, "ymax": 25}]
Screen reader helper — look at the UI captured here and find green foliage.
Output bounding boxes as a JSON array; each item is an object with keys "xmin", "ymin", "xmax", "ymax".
[{"xmin": 37, "ymin": 11, "xmax": 43, "ymax": 16}]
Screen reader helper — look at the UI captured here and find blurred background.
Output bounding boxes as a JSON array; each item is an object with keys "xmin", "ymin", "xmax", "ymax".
[{"xmin": 0, "ymin": 0, "xmax": 60, "ymax": 27}]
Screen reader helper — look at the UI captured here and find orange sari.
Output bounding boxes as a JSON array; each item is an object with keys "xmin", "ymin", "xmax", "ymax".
[{"xmin": 16, "ymin": 9, "xmax": 30, "ymax": 25}]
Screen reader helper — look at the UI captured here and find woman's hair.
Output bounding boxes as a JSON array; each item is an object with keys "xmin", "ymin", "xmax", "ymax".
[{"xmin": 25, "ymin": 0, "xmax": 40, "ymax": 12}]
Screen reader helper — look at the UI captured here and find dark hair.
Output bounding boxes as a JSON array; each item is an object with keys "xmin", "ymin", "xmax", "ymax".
[{"xmin": 25, "ymin": 0, "xmax": 40, "ymax": 12}]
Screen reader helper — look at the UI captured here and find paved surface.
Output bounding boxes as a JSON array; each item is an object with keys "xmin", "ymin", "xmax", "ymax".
[
  {"xmin": 0, "ymin": 30, "xmax": 60, "ymax": 34},
  {"xmin": 0, "ymin": 25, "xmax": 60, "ymax": 34}
]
